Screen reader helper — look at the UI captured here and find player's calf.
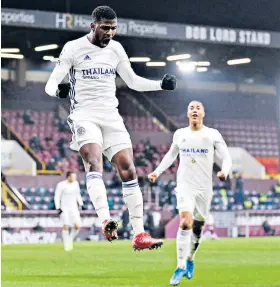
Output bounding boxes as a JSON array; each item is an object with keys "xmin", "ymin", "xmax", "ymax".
[
  {"xmin": 62, "ymin": 225, "xmax": 72, "ymax": 251},
  {"xmin": 69, "ymin": 224, "xmax": 80, "ymax": 250},
  {"xmin": 176, "ymin": 212, "xmax": 193, "ymax": 270},
  {"xmin": 188, "ymin": 220, "xmax": 205, "ymax": 261},
  {"xmin": 179, "ymin": 212, "xmax": 194, "ymax": 230}
]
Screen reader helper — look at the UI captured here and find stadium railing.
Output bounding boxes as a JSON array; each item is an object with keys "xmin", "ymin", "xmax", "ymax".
[
  {"xmin": 2, "ymin": 119, "xmax": 62, "ymax": 175},
  {"xmin": 125, "ymin": 91, "xmax": 178, "ymax": 132},
  {"xmin": 1, "ymin": 182, "xmax": 23, "ymax": 210}
]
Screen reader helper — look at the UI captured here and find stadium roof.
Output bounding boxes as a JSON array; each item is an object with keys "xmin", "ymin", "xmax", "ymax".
[
  {"xmin": 3, "ymin": 0, "xmax": 280, "ymax": 32},
  {"xmin": 2, "ymin": 0, "xmax": 280, "ymax": 83}
]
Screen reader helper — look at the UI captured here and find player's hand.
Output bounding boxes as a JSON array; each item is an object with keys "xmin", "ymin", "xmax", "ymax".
[
  {"xmin": 217, "ymin": 171, "xmax": 226, "ymax": 181},
  {"xmin": 161, "ymin": 74, "xmax": 177, "ymax": 90},
  {"xmin": 148, "ymin": 172, "xmax": 159, "ymax": 183},
  {"xmin": 56, "ymin": 83, "xmax": 71, "ymax": 98},
  {"xmin": 57, "ymin": 208, "xmax": 63, "ymax": 215}
]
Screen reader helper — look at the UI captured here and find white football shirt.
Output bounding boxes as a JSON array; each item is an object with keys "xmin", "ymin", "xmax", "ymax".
[
  {"xmin": 54, "ymin": 180, "xmax": 83, "ymax": 210},
  {"xmin": 155, "ymin": 126, "xmax": 232, "ymax": 191},
  {"xmin": 45, "ymin": 35, "xmax": 162, "ymax": 120}
]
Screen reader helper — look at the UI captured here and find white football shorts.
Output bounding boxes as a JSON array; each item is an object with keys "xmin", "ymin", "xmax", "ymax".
[
  {"xmin": 176, "ymin": 185, "xmax": 213, "ymax": 222},
  {"xmin": 60, "ymin": 209, "xmax": 81, "ymax": 226},
  {"xmin": 67, "ymin": 109, "xmax": 132, "ymax": 161}
]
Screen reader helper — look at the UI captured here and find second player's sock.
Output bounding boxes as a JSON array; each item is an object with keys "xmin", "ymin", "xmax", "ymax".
[
  {"xmin": 62, "ymin": 230, "xmax": 70, "ymax": 250},
  {"xmin": 122, "ymin": 179, "xmax": 145, "ymax": 235},
  {"xmin": 176, "ymin": 228, "xmax": 192, "ymax": 269},
  {"xmin": 70, "ymin": 229, "xmax": 79, "ymax": 240},
  {"xmin": 188, "ymin": 221, "xmax": 204, "ymax": 261},
  {"xmin": 86, "ymin": 172, "xmax": 111, "ymax": 223}
]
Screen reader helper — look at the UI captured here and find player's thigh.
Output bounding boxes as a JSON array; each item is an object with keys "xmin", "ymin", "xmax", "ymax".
[
  {"xmin": 68, "ymin": 119, "xmax": 103, "ymax": 152},
  {"xmin": 69, "ymin": 210, "xmax": 81, "ymax": 226},
  {"xmin": 194, "ymin": 191, "xmax": 213, "ymax": 221},
  {"xmin": 102, "ymin": 112, "xmax": 132, "ymax": 161},
  {"xmin": 60, "ymin": 210, "xmax": 70, "ymax": 226},
  {"xmin": 176, "ymin": 186, "xmax": 196, "ymax": 215}
]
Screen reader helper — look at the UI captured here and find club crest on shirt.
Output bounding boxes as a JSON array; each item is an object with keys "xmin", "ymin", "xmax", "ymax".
[{"xmin": 77, "ymin": 127, "xmax": 86, "ymax": 136}]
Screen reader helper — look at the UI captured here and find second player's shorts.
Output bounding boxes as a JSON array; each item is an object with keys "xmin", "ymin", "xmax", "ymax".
[
  {"xmin": 176, "ymin": 185, "xmax": 213, "ymax": 221},
  {"xmin": 60, "ymin": 209, "xmax": 81, "ymax": 226},
  {"xmin": 67, "ymin": 109, "xmax": 132, "ymax": 161}
]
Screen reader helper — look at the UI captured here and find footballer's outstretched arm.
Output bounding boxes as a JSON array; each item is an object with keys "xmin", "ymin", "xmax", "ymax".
[
  {"xmin": 148, "ymin": 131, "xmax": 180, "ymax": 183},
  {"xmin": 76, "ymin": 183, "xmax": 83, "ymax": 208},
  {"xmin": 214, "ymin": 130, "xmax": 232, "ymax": 178},
  {"xmin": 117, "ymin": 61, "xmax": 176, "ymax": 91},
  {"xmin": 116, "ymin": 42, "xmax": 176, "ymax": 92},
  {"xmin": 45, "ymin": 42, "xmax": 73, "ymax": 97},
  {"xmin": 117, "ymin": 61, "xmax": 162, "ymax": 91},
  {"xmin": 154, "ymin": 143, "xmax": 179, "ymax": 176},
  {"xmin": 54, "ymin": 183, "xmax": 63, "ymax": 210}
]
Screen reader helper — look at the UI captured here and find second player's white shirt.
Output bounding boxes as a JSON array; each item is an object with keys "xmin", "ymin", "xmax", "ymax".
[
  {"xmin": 54, "ymin": 180, "xmax": 83, "ymax": 210},
  {"xmin": 45, "ymin": 35, "xmax": 161, "ymax": 120},
  {"xmin": 155, "ymin": 125, "xmax": 232, "ymax": 192}
]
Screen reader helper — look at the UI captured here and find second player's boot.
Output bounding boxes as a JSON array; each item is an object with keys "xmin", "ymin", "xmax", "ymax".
[
  {"xmin": 185, "ymin": 259, "xmax": 195, "ymax": 280},
  {"xmin": 170, "ymin": 268, "xmax": 186, "ymax": 286},
  {"xmin": 102, "ymin": 219, "xmax": 118, "ymax": 242},
  {"xmin": 132, "ymin": 232, "xmax": 163, "ymax": 251}
]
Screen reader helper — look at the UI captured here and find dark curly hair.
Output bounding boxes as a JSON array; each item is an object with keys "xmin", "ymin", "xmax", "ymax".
[
  {"xmin": 66, "ymin": 171, "xmax": 75, "ymax": 178},
  {"xmin": 92, "ymin": 6, "xmax": 117, "ymax": 22}
]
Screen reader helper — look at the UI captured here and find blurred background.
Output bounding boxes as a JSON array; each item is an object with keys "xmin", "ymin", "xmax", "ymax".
[{"xmin": 1, "ymin": 0, "xmax": 280, "ymax": 244}]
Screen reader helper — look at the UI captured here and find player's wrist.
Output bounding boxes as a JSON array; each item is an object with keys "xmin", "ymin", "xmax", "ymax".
[
  {"xmin": 221, "ymin": 170, "xmax": 228, "ymax": 177},
  {"xmin": 56, "ymin": 83, "xmax": 71, "ymax": 98},
  {"xmin": 154, "ymin": 169, "xmax": 161, "ymax": 177},
  {"xmin": 156, "ymin": 81, "xmax": 163, "ymax": 90},
  {"xmin": 150, "ymin": 81, "xmax": 162, "ymax": 91}
]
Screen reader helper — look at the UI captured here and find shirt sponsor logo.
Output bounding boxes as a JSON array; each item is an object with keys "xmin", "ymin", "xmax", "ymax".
[
  {"xmin": 81, "ymin": 68, "xmax": 116, "ymax": 79},
  {"xmin": 180, "ymin": 148, "xmax": 209, "ymax": 153}
]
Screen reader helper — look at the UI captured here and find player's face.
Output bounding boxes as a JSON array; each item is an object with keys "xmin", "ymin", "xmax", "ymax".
[
  {"xmin": 187, "ymin": 101, "xmax": 205, "ymax": 123},
  {"xmin": 93, "ymin": 19, "xmax": 117, "ymax": 48},
  {"xmin": 68, "ymin": 173, "xmax": 77, "ymax": 182}
]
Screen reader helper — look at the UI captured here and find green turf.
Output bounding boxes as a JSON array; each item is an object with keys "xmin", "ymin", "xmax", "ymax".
[{"xmin": 2, "ymin": 237, "xmax": 280, "ymax": 287}]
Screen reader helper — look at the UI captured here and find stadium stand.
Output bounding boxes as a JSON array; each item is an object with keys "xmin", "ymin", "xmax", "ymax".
[
  {"xmin": 1, "ymin": 80, "xmax": 279, "ymax": 211},
  {"xmin": 2, "ymin": 109, "xmax": 171, "ymax": 173},
  {"xmin": 16, "ymin": 179, "xmax": 280, "ymax": 211},
  {"xmin": 145, "ymin": 90, "xmax": 279, "ymax": 173}
]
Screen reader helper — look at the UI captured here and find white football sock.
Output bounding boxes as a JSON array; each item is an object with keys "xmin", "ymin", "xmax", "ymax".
[
  {"xmin": 62, "ymin": 230, "xmax": 70, "ymax": 250},
  {"xmin": 188, "ymin": 227, "xmax": 203, "ymax": 261},
  {"xmin": 176, "ymin": 228, "xmax": 192, "ymax": 269},
  {"xmin": 70, "ymin": 229, "xmax": 79, "ymax": 240},
  {"xmin": 122, "ymin": 179, "xmax": 144, "ymax": 235},
  {"xmin": 86, "ymin": 172, "xmax": 111, "ymax": 223}
]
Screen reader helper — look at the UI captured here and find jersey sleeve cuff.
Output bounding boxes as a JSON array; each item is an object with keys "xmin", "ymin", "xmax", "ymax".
[
  {"xmin": 154, "ymin": 168, "xmax": 162, "ymax": 177},
  {"xmin": 153, "ymin": 81, "xmax": 162, "ymax": 90}
]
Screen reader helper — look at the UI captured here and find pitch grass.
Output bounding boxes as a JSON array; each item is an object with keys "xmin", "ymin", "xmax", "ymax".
[{"xmin": 2, "ymin": 237, "xmax": 280, "ymax": 287}]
